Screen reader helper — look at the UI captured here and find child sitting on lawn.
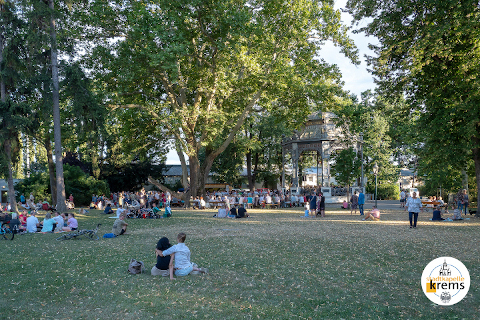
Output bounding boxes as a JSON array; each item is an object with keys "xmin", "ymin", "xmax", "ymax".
[{"xmin": 156, "ymin": 232, "xmax": 207, "ymax": 279}]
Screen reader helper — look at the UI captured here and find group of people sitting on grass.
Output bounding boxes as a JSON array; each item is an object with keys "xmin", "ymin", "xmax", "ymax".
[
  {"xmin": 213, "ymin": 204, "xmax": 249, "ymax": 219},
  {"xmin": 431, "ymin": 204, "xmax": 464, "ymax": 221},
  {"xmin": 24, "ymin": 211, "xmax": 78, "ymax": 233}
]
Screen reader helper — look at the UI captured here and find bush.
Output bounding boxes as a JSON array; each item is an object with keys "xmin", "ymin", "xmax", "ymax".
[
  {"xmin": 15, "ymin": 172, "xmax": 51, "ymax": 203},
  {"xmin": 377, "ymin": 183, "xmax": 400, "ymax": 200},
  {"xmin": 15, "ymin": 164, "xmax": 110, "ymax": 206},
  {"xmin": 64, "ymin": 165, "xmax": 110, "ymax": 206}
]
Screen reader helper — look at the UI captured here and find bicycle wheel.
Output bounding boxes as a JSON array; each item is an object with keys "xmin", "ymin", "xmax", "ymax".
[
  {"xmin": 3, "ymin": 228, "xmax": 14, "ymax": 240},
  {"xmin": 85, "ymin": 231, "xmax": 99, "ymax": 240},
  {"xmin": 56, "ymin": 233, "xmax": 74, "ymax": 241}
]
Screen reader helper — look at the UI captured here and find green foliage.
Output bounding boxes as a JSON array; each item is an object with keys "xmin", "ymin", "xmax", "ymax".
[
  {"xmin": 63, "ymin": 165, "xmax": 110, "ymax": 206},
  {"xmin": 99, "ymin": 161, "xmax": 167, "ymax": 193},
  {"xmin": 331, "ymin": 147, "xmax": 361, "ymax": 187},
  {"xmin": 15, "ymin": 165, "xmax": 109, "ymax": 206},
  {"xmin": 347, "ymin": 0, "xmax": 480, "ymax": 209},
  {"xmin": 73, "ymin": 0, "xmax": 358, "ymax": 196},
  {"xmin": 377, "ymin": 183, "xmax": 400, "ymax": 200},
  {"xmin": 15, "ymin": 172, "xmax": 51, "ymax": 203},
  {"xmin": 211, "ymin": 141, "xmax": 246, "ymax": 188}
]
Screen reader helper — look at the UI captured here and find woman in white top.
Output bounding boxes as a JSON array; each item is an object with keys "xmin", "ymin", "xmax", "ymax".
[{"xmin": 405, "ymin": 192, "xmax": 423, "ymax": 228}]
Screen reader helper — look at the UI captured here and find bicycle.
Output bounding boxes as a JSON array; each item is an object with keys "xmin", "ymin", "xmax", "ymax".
[
  {"xmin": 56, "ymin": 223, "xmax": 101, "ymax": 241},
  {"xmin": 0, "ymin": 222, "xmax": 15, "ymax": 240}
]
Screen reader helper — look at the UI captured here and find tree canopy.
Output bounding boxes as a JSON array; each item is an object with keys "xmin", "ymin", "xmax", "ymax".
[{"xmin": 74, "ymin": 0, "xmax": 358, "ymax": 197}]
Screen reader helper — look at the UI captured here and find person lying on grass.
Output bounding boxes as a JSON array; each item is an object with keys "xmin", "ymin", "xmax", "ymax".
[
  {"xmin": 156, "ymin": 232, "xmax": 207, "ymax": 279},
  {"xmin": 362, "ymin": 207, "xmax": 380, "ymax": 221}
]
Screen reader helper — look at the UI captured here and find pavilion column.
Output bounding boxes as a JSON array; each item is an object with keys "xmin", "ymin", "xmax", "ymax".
[{"xmin": 292, "ymin": 143, "xmax": 299, "ymax": 191}]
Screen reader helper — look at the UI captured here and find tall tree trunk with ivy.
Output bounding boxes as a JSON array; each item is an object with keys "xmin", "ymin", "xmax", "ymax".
[
  {"xmin": 45, "ymin": 135, "xmax": 57, "ymax": 205},
  {"xmin": 48, "ymin": 0, "xmax": 66, "ymax": 212}
]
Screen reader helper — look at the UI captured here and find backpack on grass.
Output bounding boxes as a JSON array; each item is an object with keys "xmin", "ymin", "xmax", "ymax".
[{"xmin": 128, "ymin": 259, "xmax": 145, "ymax": 274}]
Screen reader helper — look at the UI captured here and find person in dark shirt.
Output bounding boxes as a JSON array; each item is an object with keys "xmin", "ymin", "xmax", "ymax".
[
  {"xmin": 151, "ymin": 237, "xmax": 174, "ymax": 278},
  {"xmin": 104, "ymin": 204, "xmax": 114, "ymax": 214},
  {"xmin": 228, "ymin": 206, "xmax": 237, "ymax": 218},
  {"xmin": 236, "ymin": 204, "xmax": 249, "ymax": 218},
  {"xmin": 431, "ymin": 206, "xmax": 445, "ymax": 221}
]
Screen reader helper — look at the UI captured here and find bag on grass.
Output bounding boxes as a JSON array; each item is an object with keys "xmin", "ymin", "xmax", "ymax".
[
  {"xmin": 103, "ymin": 233, "xmax": 117, "ymax": 238},
  {"xmin": 128, "ymin": 259, "xmax": 144, "ymax": 274}
]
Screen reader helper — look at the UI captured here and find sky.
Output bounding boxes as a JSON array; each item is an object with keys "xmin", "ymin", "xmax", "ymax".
[{"xmin": 165, "ymin": 0, "xmax": 377, "ymax": 165}]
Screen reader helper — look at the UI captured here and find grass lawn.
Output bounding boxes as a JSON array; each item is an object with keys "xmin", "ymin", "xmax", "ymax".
[{"xmin": 1, "ymin": 205, "xmax": 479, "ymax": 319}]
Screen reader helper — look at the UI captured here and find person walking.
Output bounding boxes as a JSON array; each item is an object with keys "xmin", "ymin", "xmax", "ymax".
[{"xmin": 405, "ymin": 192, "xmax": 423, "ymax": 228}]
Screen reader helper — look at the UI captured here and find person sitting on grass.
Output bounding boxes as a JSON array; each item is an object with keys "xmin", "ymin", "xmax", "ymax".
[
  {"xmin": 450, "ymin": 205, "xmax": 463, "ymax": 220},
  {"xmin": 362, "ymin": 207, "xmax": 381, "ymax": 221},
  {"xmin": 164, "ymin": 205, "xmax": 172, "ymax": 218},
  {"xmin": 228, "ymin": 205, "xmax": 237, "ymax": 218},
  {"xmin": 112, "ymin": 213, "xmax": 128, "ymax": 236},
  {"xmin": 156, "ymin": 232, "xmax": 207, "ymax": 279},
  {"xmin": 9, "ymin": 212, "xmax": 26, "ymax": 233},
  {"xmin": 63, "ymin": 213, "xmax": 78, "ymax": 232},
  {"xmin": 41, "ymin": 213, "xmax": 57, "ymax": 233},
  {"xmin": 42, "ymin": 199, "xmax": 55, "ymax": 212},
  {"xmin": 104, "ymin": 203, "xmax": 114, "ymax": 214},
  {"xmin": 236, "ymin": 204, "xmax": 249, "ymax": 218},
  {"xmin": 53, "ymin": 212, "xmax": 65, "ymax": 232},
  {"xmin": 26, "ymin": 211, "xmax": 41, "ymax": 233},
  {"xmin": 19, "ymin": 210, "xmax": 28, "ymax": 226},
  {"xmin": 214, "ymin": 205, "xmax": 227, "ymax": 218},
  {"xmin": 151, "ymin": 237, "xmax": 174, "ymax": 278},
  {"xmin": 431, "ymin": 206, "xmax": 445, "ymax": 221}
]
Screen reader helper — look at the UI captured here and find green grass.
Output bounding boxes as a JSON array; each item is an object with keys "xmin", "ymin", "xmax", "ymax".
[{"xmin": 1, "ymin": 206, "xmax": 479, "ymax": 319}]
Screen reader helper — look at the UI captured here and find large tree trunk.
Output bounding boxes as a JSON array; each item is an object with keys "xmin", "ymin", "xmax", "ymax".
[
  {"xmin": 0, "ymin": 22, "xmax": 5, "ymax": 102},
  {"xmin": 188, "ymin": 155, "xmax": 200, "ymax": 204},
  {"xmin": 45, "ymin": 135, "xmax": 57, "ymax": 205},
  {"xmin": 147, "ymin": 176, "xmax": 189, "ymax": 205},
  {"xmin": 48, "ymin": 0, "xmax": 66, "ymax": 212},
  {"xmin": 4, "ymin": 139, "xmax": 19, "ymax": 213},
  {"xmin": 246, "ymin": 151, "xmax": 253, "ymax": 191},
  {"xmin": 473, "ymin": 138, "xmax": 480, "ymax": 217},
  {"xmin": 175, "ymin": 140, "xmax": 189, "ymax": 188}
]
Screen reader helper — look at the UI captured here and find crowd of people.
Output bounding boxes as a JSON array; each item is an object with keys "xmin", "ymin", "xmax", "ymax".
[{"xmin": 89, "ymin": 190, "xmax": 174, "ymax": 211}]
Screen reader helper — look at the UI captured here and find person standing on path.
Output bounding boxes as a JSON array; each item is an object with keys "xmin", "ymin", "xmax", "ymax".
[
  {"xmin": 400, "ymin": 190, "xmax": 406, "ymax": 208},
  {"xmin": 405, "ymin": 192, "xmax": 423, "ymax": 228},
  {"xmin": 358, "ymin": 190, "xmax": 365, "ymax": 215},
  {"xmin": 350, "ymin": 191, "xmax": 359, "ymax": 215},
  {"xmin": 309, "ymin": 193, "xmax": 317, "ymax": 216}
]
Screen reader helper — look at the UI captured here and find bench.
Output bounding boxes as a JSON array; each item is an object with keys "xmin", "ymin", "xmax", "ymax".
[{"xmin": 264, "ymin": 203, "xmax": 279, "ymax": 209}]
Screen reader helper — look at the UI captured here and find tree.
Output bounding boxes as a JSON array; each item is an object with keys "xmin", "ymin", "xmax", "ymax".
[
  {"xmin": 331, "ymin": 147, "xmax": 360, "ymax": 202},
  {"xmin": 334, "ymin": 93, "xmax": 401, "ymax": 193},
  {"xmin": 78, "ymin": 0, "xmax": 358, "ymax": 198},
  {"xmin": 47, "ymin": 0, "xmax": 67, "ymax": 212},
  {"xmin": 0, "ymin": 0, "xmax": 37, "ymax": 213},
  {"xmin": 347, "ymin": 0, "xmax": 480, "ymax": 214}
]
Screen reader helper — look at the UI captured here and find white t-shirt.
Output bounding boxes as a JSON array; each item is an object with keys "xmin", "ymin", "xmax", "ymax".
[
  {"xmin": 162, "ymin": 243, "xmax": 192, "ymax": 270},
  {"xmin": 53, "ymin": 215, "xmax": 64, "ymax": 232},
  {"xmin": 26, "ymin": 216, "xmax": 39, "ymax": 233}
]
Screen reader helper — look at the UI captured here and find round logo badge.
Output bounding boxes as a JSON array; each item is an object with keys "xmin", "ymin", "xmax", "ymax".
[{"xmin": 421, "ymin": 257, "xmax": 470, "ymax": 305}]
